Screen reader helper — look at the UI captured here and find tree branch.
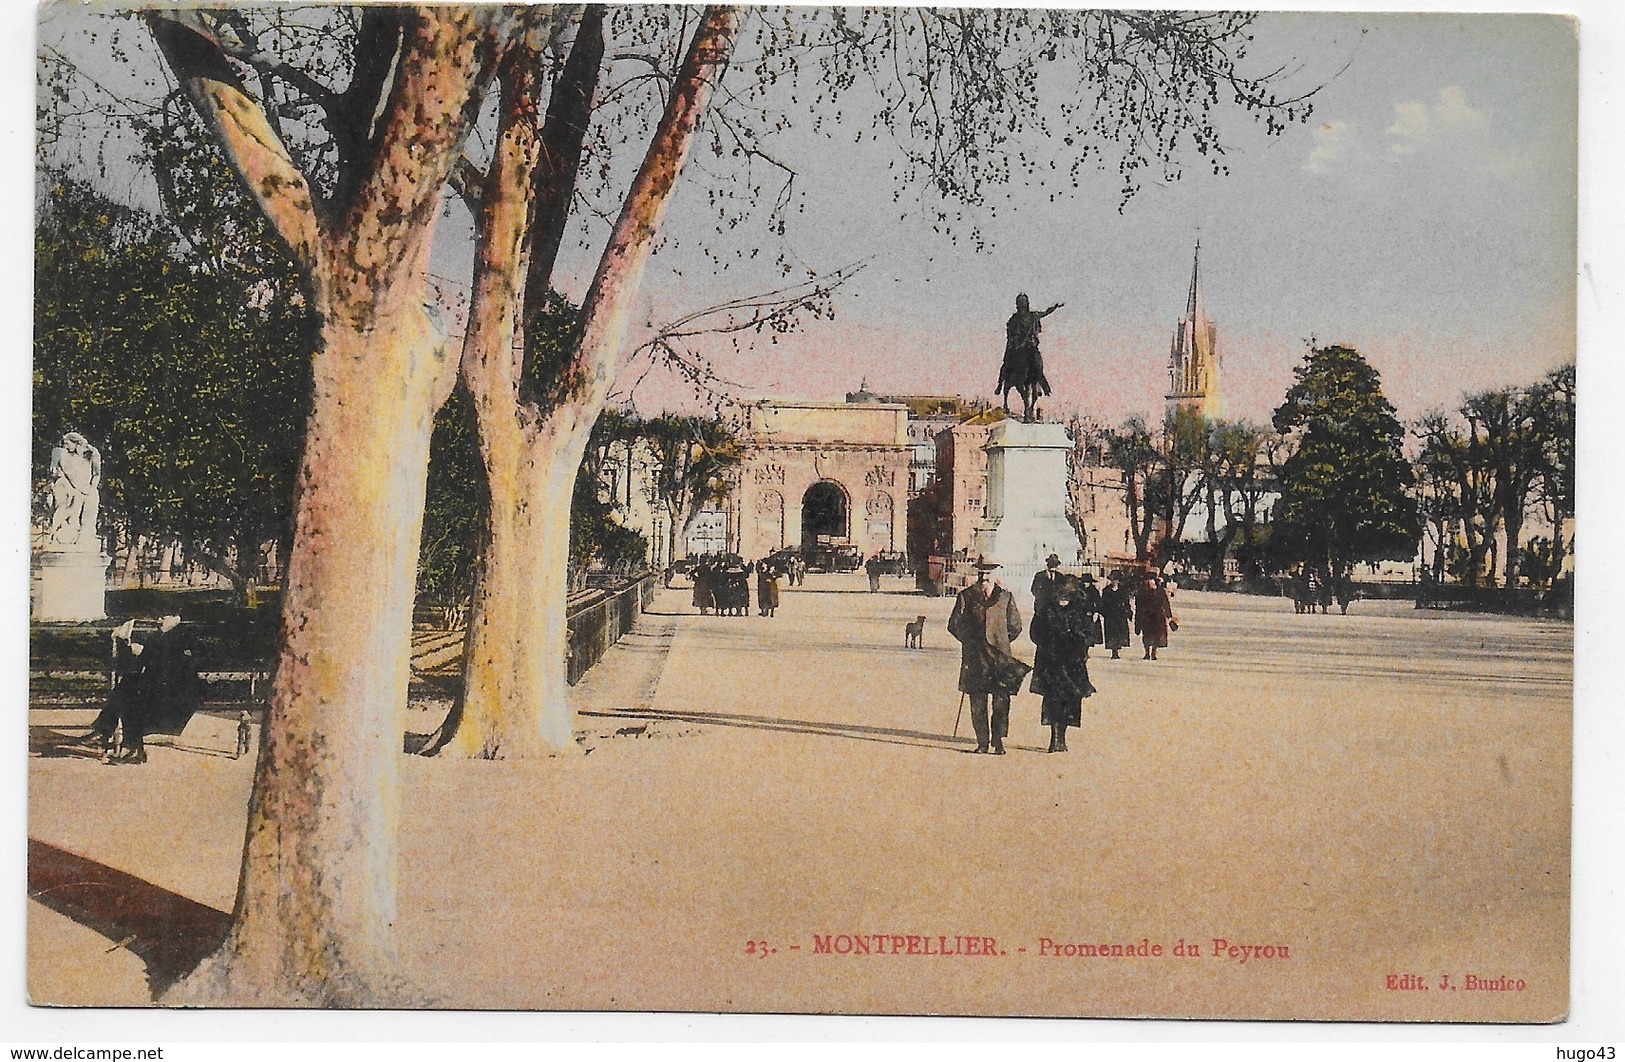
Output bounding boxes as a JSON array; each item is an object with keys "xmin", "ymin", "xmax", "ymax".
[
  {"xmin": 523, "ymin": 5, "xmax": 607, "ymax": 329},
  {"xmin": 332, "ymin": 8, "xmax": 519, "ymax": 306},
  {"xmin": 146, "ymin": 10, "xmax": 323, "ymax": 272}
]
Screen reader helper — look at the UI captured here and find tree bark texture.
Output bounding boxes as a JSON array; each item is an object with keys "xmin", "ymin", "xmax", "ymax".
[
  {"xmin": 153, "ymin": 6, "xmax": 515, "ymax": 1004},
  {"xmin": 170, "ymin": 298, "xmax": 454, "ymax": 1006},
  {"xmin": 430, "ymin": 15, "xmax": 564, "ymax": 758},
  {"xmin": 439, "ymin": 6, "xmax": 740, "ymax": 757}
]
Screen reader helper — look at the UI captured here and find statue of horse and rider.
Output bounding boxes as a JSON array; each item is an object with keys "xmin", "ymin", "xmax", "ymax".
[{"xmin": 997, "ymin": 293, "xmax": 1064, "ymax": 422}]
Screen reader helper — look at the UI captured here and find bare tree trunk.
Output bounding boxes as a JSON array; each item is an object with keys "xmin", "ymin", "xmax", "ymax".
[
  {"xmin": 149, "ymin": 5, "xmax": 515, "ymax": 1005},
  {"xmin": 444, "ymin": 429, "xmax": 581, "ymax": 756},
  {"xmin": 169, "ymin": 299, "xmax": 454, "ymax": 1006},
  {"xmin": 1503, "ymin": 507, "xmax": 1524, "ymax": 590},
  {"xmin": 438, "ymin": 7, "xmax": 741, "ymax": 757}
]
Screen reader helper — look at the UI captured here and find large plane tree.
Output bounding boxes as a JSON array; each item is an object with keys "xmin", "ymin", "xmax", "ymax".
[
  {"xmin": 44, "ymin": 4, "xmax": 1317, "ymax": 1003},
  {"xmin": 146, "ymin": 6, "xmax": 520, "ymax": 1005}
]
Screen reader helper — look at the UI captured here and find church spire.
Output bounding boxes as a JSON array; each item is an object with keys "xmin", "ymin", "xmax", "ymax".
[
  {"xmin": 1186, "ymin": 239, "xmax": 1204, "ymax": 325},
  {"xmin": 1166, "ymin": 237, "xmax": 1221, "ymax": 426}
]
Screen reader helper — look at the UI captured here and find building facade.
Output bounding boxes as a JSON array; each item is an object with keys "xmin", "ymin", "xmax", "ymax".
[
  {"xmin": 932, "ymin": 416, "xmax": 1002, "ymax": 558},
  {"xmin": 718, "ymin": 399, "xmax": 912, "ymax": 561}
]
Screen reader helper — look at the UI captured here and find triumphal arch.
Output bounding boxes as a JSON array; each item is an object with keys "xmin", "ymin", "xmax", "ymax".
[{"xmin": 724, "ymin": 399, "xmax": 911, "ymax": 561}]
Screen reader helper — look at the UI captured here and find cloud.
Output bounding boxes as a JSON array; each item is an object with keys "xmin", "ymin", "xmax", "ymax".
[
  {"xmin": 1387, "ymin": 102, "xmax": 1431, "ymax": 154},
  {"xmin": 1388, "ymin": 87, "xmax": 1489, "ymax": 155},
  {"xmin": 1303, "ymin": 120, "xmax": 1353, "ymax": 174}
]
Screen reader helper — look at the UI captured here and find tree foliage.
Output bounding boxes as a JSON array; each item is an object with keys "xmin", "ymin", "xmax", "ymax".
[
  {"xmin": 1270, "ymin": 344, "xmax": 1420, "ymax": 582},
  {"xmin": 33, "ymin": 173, "xmax": 312, "ymax": 596},
  {"xmin": 1413, "ymin": 363, "xmax": 1575, "ymax": 590}
]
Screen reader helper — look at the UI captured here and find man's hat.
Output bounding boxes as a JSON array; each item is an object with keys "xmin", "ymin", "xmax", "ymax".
[
  {"xmin": 1045, "ymin": 553, "xmax": 1061, "ymax": 566},
  {"xmin": 1078, "ymin": 573, "xmax": 1097, "ymax": 583},
  {"xmin": 974, "ymin": 556, "xmax": 1002, "ymax": 572}
]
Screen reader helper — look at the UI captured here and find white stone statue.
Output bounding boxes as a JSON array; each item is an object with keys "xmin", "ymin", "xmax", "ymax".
[{"xmin": 46, "ymin": 431, "xmax": 102, "ymax": 553}]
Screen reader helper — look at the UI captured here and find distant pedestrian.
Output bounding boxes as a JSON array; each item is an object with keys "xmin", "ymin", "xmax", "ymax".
[
  {"xmin": 77, "ymin": 619, "xmax": 144, "ymax": 760},
  {"xmin": 1077, "ymin": 572, "xmax": 1103, "ymax": 645},
  {"xmin": 235, "ymin": 709, "xmax": 253, "ymax": 759},
  {"xmin": 757, "ymin": 560, "xmax": 781, "ymax": 617},
  {"xmin": 1030, "ymin": 553, "xmax": 1065, "ymax": 612},
  {"xmin": 1030, "ymin": 575, "xmax": 1096, "ymax": 753},
  {"xmin": 1099, "ymin": 572, "xmax": 1134, "ymax": 658},
  {"xmin": 947, "ymin": 559, "xmax": 1025, "ymax": 755},
  {"xmin": 1334, "ymin": 571, "xmax": 1353, "ymax": 615},
  {"xmin": 692, "ymin": 560, "xmax": 716, "ymax": 614},
  {"xmin": 723, "ymin": 555, "xmax": 751, "ymax": 616},
  {"xmin": 865, "ymin": 553, "xmax": 883, "ymax": 593},
  {"xmin": 1135, "ymin": 574, "xmax": 1174, "ymax": 661}
]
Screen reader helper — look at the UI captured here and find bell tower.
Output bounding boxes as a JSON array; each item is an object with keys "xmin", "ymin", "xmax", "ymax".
[{"xmin": 1165, "ymin": 240, "xmax": 1222, "ymax": 426}]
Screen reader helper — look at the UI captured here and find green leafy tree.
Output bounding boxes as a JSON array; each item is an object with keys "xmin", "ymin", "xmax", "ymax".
[
  {"xmin": 1157, "ymin": 406, "xmax": 1209, "ymax": 564},
  {"xmin": 643, "ymin": 413, "xmax": 741, "ymax": 568},
  {"xmin": 1462, "ymin": 387, "xmax": 1547, "ymax": 590},
  {"xmin": 33, "ymin": 174, "xmax": 312, "ymax": 602},
  {"xmin": 1271, "ymin": 344, "xmax": 1420, "ymax": 590},
  {"xmin": 1194, "ymin": 419, "xmax": 1273, "ymax": 589}
]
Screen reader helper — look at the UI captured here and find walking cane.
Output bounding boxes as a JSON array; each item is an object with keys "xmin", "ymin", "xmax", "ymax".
[{"xmin": 953, "ymin": 691, "xmax": 966, "ymax": 739}]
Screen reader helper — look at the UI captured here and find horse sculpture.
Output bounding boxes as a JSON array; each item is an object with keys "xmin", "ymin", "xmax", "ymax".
[{"xmin": 997, "ymin": 294, "xmax": 1063, "ymax": 423}]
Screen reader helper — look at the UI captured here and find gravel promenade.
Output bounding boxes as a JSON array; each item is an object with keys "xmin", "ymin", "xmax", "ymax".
[{"xmin": 28, "ymin": 573, "xmax": 1572, "ymax": 1020}]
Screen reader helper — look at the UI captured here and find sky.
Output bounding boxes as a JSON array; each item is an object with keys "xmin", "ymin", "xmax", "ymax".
[
  {"xmin": 31, "ymin": 5, "xmax": 1579, "ymax": 430},
  {"xmin": 578, "ymin": 9, "xmax": 1579, "ymax": 426}
]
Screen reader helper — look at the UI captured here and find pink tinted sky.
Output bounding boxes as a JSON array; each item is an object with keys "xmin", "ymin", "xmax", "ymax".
[
  {"xmin": 559, "ymin": 9, "xmax": 1579, "ymax": 428},
  {"xmin": 33, "ymin": 4, "xmax": 1577, "ymax": 429}
]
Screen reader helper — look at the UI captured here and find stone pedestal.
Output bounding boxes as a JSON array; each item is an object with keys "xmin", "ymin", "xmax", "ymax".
[
  {"xmin": 31, "ymin": 550, "xmax": 108, "ymax": 622},
  {"xmin": 972, "ymin": 420, "xmax": 1081, "ymax": 618}
]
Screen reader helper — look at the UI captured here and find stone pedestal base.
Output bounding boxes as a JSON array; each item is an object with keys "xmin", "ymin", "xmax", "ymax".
[
  {"xmin": 972, "ymin": 419, "xmax": 1081, "ymax": 618},
  {"xmin": 32, "ymin": 551, "xmax": 108, "ymax": 622}
]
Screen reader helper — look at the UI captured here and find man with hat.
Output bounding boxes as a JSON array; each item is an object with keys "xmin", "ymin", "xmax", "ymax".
[
  {"xmin": 947, "ymin": 558, "xmax": 1025, "ymax": 754},
  {"xmin": 1031, "ymin": 553, "xmax": 1066, "ymax": 610},
  {"xmin": 1029, "ymin": 553, "xmax": 1065, "ymax": 699}
]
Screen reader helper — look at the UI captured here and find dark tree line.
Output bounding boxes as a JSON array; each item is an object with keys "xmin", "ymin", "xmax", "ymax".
[
  {"xmin": 1081, "ymin": 345, "xmax": 1572, "ymax": 604},
  {"xmin": 1414, "ymin": 364, "xmax": 1575, "ymax": 592}
]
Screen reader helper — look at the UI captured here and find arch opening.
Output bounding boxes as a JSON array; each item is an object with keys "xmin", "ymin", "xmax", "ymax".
[{"xmin": 800, "ymin": 481, "xmax": 849, "ymax": 546}]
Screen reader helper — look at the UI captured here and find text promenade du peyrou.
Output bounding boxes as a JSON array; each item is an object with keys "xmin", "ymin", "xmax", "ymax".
[{"xmin": 752, "ymin": 934, "xmax": 1290, "ymax": 963}]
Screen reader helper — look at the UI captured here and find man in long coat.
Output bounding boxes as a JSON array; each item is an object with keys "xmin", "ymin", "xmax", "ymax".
[
  {"xmin": 947, "ymin": 559, "xmax": 1025, "ymax": 754},
  {"xmin": 1134, "ymin": 574, "xmax": 1174, "ymax": 660}
]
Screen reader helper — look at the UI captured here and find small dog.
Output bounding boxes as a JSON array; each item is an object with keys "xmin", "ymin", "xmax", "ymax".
[{"xmin": 904, "ymin": 615, "xmax": 926, "ymax": 649}]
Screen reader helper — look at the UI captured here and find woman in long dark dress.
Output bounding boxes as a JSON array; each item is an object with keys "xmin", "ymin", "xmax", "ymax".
[
  {"xmin": 692, "ymin": 560, "xmax": 715, "ymax": 614},
  {"xmin": 1099, "ymin": 572, "xmax": 1134, "ymax": 658},
  {"xmin": 757, "ymin": 559, "xmax": 781, "ymax": 617},
  {"xmin": 1030, "ymin": 576, "xmax": 1096, "ymax": 753}
]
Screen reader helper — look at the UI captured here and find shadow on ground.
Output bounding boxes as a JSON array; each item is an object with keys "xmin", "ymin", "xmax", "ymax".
[
  {"xmin": 28, "ymin": 838, "xmax": 230, "ymax": 998},
  {"xmin": 580, "ymin": 706, "xmax": 1045, "ymax": 754}
]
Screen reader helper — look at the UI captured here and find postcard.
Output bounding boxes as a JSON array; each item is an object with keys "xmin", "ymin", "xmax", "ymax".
[{"xmin": 25, "ymin": 3, "xmax": 1580, "ymax": 1024}]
